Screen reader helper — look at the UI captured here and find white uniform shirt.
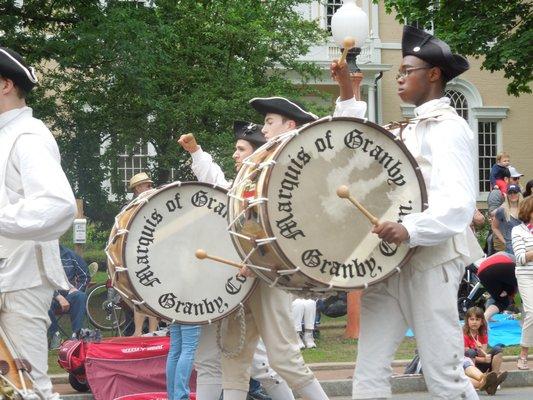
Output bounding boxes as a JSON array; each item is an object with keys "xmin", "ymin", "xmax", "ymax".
[
  {"xmin": 191, "ymin": 146, "xmax": 231, "ymax": 188},
  {"xmin": 0, "ymin": 107, "xmax": 76, "ymax": 291},
  {"xmin": 399, "ymin": 97, "xmax": 477, "ymax": 247},
  {"xmin": 333, "ymin": 97, "xmax": 367, "ymax": 118}
]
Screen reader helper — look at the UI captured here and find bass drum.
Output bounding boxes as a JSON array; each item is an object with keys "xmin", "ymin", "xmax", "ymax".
[
  {"xmin": 107, "ymin": 182, "xmax": 257, "ymax": 324},
  {"xmin": 228, "ymin": 117, "xmax": 427, "ymax": 293}
]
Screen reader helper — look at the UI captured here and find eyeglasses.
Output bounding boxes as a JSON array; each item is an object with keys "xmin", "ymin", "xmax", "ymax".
[{"xmin": 396, "ymin": 66, "xmax": 432, "ymax": 80}]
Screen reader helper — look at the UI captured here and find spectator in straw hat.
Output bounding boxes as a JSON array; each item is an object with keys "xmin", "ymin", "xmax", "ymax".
[
  {"xmin": 127, "ymin": 172, "xmax": 159, "ymax": 336},
  {"xmin": 129, "ymin": 172, "xmax": 154, "ymax": 197}
]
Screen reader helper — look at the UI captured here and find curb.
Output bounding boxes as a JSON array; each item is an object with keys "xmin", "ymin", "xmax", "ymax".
[
  {"xmin": 52, "ymin": 355, "xmax": 531, "ymax": 383},
  {"xmin": 58, "ymin": 369, "xmax": 533, "ymax": 399},
  {"xmin": 307, "ymin": 355, "xmax": 532, "ymax": 371},
  {"xmin": 319, "ymin": 370, "xmax": 533, "ymax": 396}
]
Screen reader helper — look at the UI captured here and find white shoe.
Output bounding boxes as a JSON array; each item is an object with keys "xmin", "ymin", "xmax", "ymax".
[
  {"xmin": 297, "ymin": 333, "xmax": 305, "ymax": 349},
  {"xmin": 50, "ymin": 332, "xmax": 62, "ymax": 350},
  {"xmin": 303, "ymin": 331, "xmax": 316, "ymax": 349}
]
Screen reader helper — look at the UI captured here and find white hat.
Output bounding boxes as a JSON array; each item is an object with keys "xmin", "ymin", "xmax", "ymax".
[{"xmin": 508, "ymin": 166, "xmax": 523, "ymax": 178}]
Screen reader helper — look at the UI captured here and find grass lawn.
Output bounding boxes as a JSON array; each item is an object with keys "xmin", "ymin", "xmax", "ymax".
[
  {"xmin": 301, "ymin": 315, "xmax": 521, "ymax": 364},
  {"xmin": 49, "ymin": 314, "xmax": 521, "ymax": 375}
]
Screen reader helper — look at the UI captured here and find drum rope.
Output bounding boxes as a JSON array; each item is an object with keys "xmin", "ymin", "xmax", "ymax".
[
  {"xmin": 216, "ymin": 305, "xmax": 246, "ymax": 359},
  {"xmin": 227, "ymin": 230, "xmax": 252, "ymax": 241},
  {"xmin": 227, "ymin": 209, "xmax": 247, "ymax": 230},
  {"xmin": 253, "ymin": 237, "xmax": 276, "ymax": 245},
  {"xmin": 277, "ymin": 267, "xmax": 300, "ymax": 275}
]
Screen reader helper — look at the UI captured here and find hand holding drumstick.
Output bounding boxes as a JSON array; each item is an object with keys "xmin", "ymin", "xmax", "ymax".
[{"xmin": 337, "ymin": 185, "xmax": 409, "ymax": 245}]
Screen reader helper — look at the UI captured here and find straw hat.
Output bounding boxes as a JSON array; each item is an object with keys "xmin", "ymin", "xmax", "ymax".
[{"xmin": 128, "ymin": 172, "xmax": 153, "ymax": 191}]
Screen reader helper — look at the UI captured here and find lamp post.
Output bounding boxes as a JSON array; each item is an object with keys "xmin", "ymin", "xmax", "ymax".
[
  {"xmin": 331, "ymin": 1, "xmax": 369, "ymax": 339},
  {"xmin": 331, "ymin": 0, "xmax": 369, "ymax": 74}
]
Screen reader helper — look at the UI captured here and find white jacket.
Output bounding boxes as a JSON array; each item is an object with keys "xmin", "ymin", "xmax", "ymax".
[{"xmin": 0, "ymin": 107, "xmax": 76, "ymax": 292}]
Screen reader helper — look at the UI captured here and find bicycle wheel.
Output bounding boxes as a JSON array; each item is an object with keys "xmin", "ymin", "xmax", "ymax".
[{"xmin": 86, "ymin": 284, "xmax": 127, "ymax": 331}]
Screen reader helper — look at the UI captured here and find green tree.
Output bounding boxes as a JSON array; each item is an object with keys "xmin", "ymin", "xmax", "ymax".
[
  {"xmin": 379, "ymin": 0, "xmax": 532, "ymax": 96},
  {"xmin": 0, "ymin": 0, "xmax": 326, "ymax": 221}
]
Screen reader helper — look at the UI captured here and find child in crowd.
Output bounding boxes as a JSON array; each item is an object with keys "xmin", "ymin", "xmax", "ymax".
[
  {"xmin": 463, "ymin": 307, "xmax": 507, "ymax": 395},
  {"xmin": 490, "ymin": 152, "xmax": 511, "ymax": 192}
]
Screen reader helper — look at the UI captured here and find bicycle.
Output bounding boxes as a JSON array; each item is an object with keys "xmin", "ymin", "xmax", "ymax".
[{"xmin": 85, "ymin": 278, "xmax": 132, "ymax": 335}]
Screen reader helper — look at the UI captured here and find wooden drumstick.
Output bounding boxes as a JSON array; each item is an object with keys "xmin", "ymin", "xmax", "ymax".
[
  {"xmin": 195, "ymin": 249, "xmax": 244, "ymax": 270},
  {"xmin": 336, "ymin": 185, "xmax": 379, "ymax": 226},
  {"xmin": 338, "ymin": 37, "xmax": 356, "ymax": 65}
]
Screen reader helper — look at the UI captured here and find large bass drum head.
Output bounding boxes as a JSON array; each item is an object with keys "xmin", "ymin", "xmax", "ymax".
[
  {"xmin": 123, "ymin": 182, "xmax": 256, "ymax": 324},
  {"xmin": 264, "ymin": 118, "xmax": 427, "ymax": 289}
]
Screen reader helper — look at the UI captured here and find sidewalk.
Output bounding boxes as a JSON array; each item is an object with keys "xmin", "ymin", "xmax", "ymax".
[{"xmin": 53, "ymin": 357, "xmax": 533, "ymax": 398}]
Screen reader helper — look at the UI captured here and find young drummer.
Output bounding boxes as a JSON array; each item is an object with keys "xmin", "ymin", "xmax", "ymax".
[
  {"xmin": 178, "ymin": 122, "xmax": 295, "ymax": 400},
  {"xmin": 349, "ymin": 26, "xmax": 483, "ymax": 399}
]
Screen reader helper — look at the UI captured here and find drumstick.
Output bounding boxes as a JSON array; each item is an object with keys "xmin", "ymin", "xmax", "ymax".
[
  {"xmin": 336, "ymin": 185, "xmax": 379, "ymax": 226},
  {"xmin": 338, "ymin": 37, "xmax": 356, "ymax": 65},
  {"xmin": 195, "ymin": 249, "xmax": 244, "ymax": 270}
]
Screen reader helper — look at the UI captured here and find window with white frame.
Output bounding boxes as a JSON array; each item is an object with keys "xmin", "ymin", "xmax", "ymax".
[
  {"xmin": 445, "ymin": 89, "xmax": 468, "ymax": 120},
  {"xmin": 325, "ymin": 0, "xmax": 343, "ymax": 31},
  {"xmin": 446, "ymin": 88, "xmax": 501, "ymax": 194},
  {"xmin": 477, "ymin": 121, "xmax": 498, "ymax": 194},
  {"xmin": 117, "ymin": 143, "xmax": 150, "ymax": 191}
]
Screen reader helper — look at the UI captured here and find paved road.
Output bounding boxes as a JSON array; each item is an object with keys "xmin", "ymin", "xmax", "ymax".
[{"xmin": 331, "ymin": 386, "xmax": 533, "ymax": 399}]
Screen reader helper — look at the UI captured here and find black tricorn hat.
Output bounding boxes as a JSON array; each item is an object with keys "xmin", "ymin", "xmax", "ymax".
[
  {"xmin": 249, "ymin": 97, "xmax": 318, "ymax": 125},
  {"xmin": 401, "ymin": 26, "xmax": 469, "ymax": 82},
  {"xmin": 0, "ymin": 47, "xmax": 38, "ymax": 93},
  {"xmin": 233, "ymin": 121, "xmax": 266, "ymax": 149}
]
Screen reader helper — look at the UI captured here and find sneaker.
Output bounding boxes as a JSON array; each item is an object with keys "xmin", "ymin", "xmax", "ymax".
[
  {"xmin": 303, "ymin": 332, "xmax": 317, "ymax": 349},
  {"xmin": 247, "ymin": 387, "xmax": 272, "ymax": 400},
  {"xmin": 49, "ymin": 332, "xmax": 62, "ymax": 350},
  {"xmin": 517, "ymin": 356, "xmax": 529, "ymax": 370},
  {"xmin": 297, "ymin": 334, "xmax": 305, "ymax": 350},
  {"xmin": 483, "ymin": 371, "xmax": 498, "ymax": 395}
]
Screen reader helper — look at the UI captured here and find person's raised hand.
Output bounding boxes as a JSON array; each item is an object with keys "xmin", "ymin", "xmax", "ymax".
[{"xmin": 178, "ymin": 133, "xmax": 199, "ymax": 153}]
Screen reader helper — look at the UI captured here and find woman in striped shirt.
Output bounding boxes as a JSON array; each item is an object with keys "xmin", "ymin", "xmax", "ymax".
[{"xmin": 511, "ymin": 196, "xmax": 533, "ymax": 370}]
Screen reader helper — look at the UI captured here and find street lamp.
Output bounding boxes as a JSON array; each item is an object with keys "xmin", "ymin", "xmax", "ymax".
[{"xmin": 331, "ymin": 0, "xmax": 369, "ymax": 73}]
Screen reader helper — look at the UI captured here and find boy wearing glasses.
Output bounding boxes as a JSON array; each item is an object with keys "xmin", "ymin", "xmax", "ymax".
[{"xmin": 351, "ymin": 26, "xmax": 483, "ymax": 399}]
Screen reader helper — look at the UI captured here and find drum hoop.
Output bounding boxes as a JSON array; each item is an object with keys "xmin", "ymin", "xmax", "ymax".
[
  {"xmin": 118, "ymin": 180, "xmax": 258, "ymax": 324},
  {"xmin": 254, "ymin": 117, "xmax": 429, "ymax": 289}
]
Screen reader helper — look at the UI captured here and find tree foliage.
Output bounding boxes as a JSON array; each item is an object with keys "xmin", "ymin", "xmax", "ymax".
[
  {"xmin": 379, "ymin": 0, "xmax": 532, "ymax": 96},
  {"xmin": 0, "ymin": 0, "xmax": 326, "ymax": 221}
]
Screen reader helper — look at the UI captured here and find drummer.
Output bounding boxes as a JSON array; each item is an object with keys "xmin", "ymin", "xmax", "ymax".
[
  {"xmin": 345, "ymin": 26, "xmax": 481, "ymax": 399},
  {"xmin": 214, "ymin": 62, "xmax": 370, "ymax": 400},
  {"xmin": 0, "ymin": 47, "xmax": 76, "ymax": 399},
  {"xmin": 178, "ymin": 123, "xmax": 295, "ymax": 400}
]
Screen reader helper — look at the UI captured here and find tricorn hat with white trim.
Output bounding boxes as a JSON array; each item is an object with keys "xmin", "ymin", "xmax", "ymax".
[
  {"xmin": 401, "ymin": 26, "xmax": 469, "ymax": 82},
  {"xmin": 0, "ymin": 47, "xmax": 38, "ymax": 93},
  {"xmin": 249, "ymin": 97, "xmax": 318, "ymax": 125},
  {"xmin": 233, "ymin": 120, "xmax": 266, "ymax": 149}
]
